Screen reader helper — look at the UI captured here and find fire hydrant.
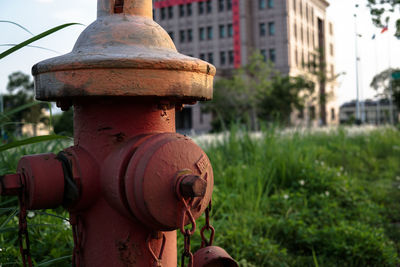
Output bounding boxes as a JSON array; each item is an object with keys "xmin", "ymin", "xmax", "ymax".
[{"xmin": 0, "ymin": 0, "xmax": 237, "ymax": 266}]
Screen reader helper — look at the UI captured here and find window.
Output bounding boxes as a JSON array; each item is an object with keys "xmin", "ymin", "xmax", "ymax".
[
  {"xmin": 200, "ymin": 53, "xmax": 206, "ymax": 60},
  {"xmin": 168, "ymin": 31, "xmax": 174, "ymax": 41},
  {"xmin": 227, "ymin": 0, "xmax": 232, "ymax": 10},
  {"xmin": 153, "ymin": 9, "xmax": 155, "ymax": 20},
  {"xmin": 179, "ymin": 5, "xmax": 185, "ymax": 17},
  {"xmin": 206, "ymin": 0, "xmax": 212, "ymax": 13},
  {"xmin": 268, "ymin": 0, "xmax": 274, "ymax": 8},
  {"xmin": 293, "ymin": 0, "xmax": 296, "ymax": 12},
  {"xmin": 269, "ymin": 49, "xmax": 276, "ymax": 62},
  {"xmin": 295, "ymin": 48, "xmax": 298, "ymax": 65},
  {"xmin": 259, "ymin": 0, "xmax": 266, "ymax": 9},
  {"xmin": 179, "ymin": 30, "xmax": 185, "ymax": 43},
  {"xmin": 220, "ymin": 51, "xmax": 226, "ymax": 65},
  {"xmin": 187, "ymin": 3, "xmax": 192, "ymax": 16},
  {"xmin": 260, "ymin": 49, "xmax": 267, "ymax": 61},
  {"xmin": 301, "ymin": 50, "xmax": 305, "ymax": 68},
  {"xmin": 198, "ymin": 2, "xmax": 204, "ymax": 14},
  {"xmin": 228, "ymin": 50, "xmax": 234, "ymax": 64},
  {"xmin": 309, "ymin": 106, "xmax": 316, "ymax": 119},
  {"xmin": 331, "ymin": 108, "xmax": 335, "ymax": 121},
  {"xmin": 330, "ymin": 43, "xmax": 334, "ymax": 56},
  {"xmin": 268, "ymin": 22, "xmax": 275, "ymax": 36},
  {"xmin": 199, "ymin": 27, "xmax": 205, "ymax": 40},
  {"xmin": 208, "ymin": 52, "xmax": 214, "ymax": 64},
  {"xmin": 168, "ymin": 6, "xmax": 173, "ymax": 19},
  {"xmin": 305, "ymin": 3, "xmax": 308, "ymax": 20},
  {"xmin": 219, "ymin": 25, "xmax": 225, "ymax": 38},
  {"xmin": 300, "ymin": 1, "xmax": 302, "ymax": 17},
  {"xmin": 330, "ymin": 64, "xmax": 335, "ymax": 78},
  {"xmin": 294, "ymin": 23, "xmax": 297, "ymax": 39},
  {"xmin": 301, "ymin": 26, "xmax": 304, "ymax": 42},
  {"xmin": 329, "ymin": 22, "xmax": 333, "ymax": 35},
  {"xmin": 228, "ymin": 23, "xmax": 233, "ymax": 37},
  {"xmin": 188, "ymin": 29, "xmax": 193, "ymax": 42},
  {"xmin": 161, "ymin": 7, "xmax": 166, "ymax": 20},
  {"xmin": 259, "ymin": 23, "xmax": 266, "ymax": 36},
  {"xmin": 207, "ymin": 26, "xmax": 213, "ymax": 40},
  {"xmin": 218, "ymin": 0, "xmax": 224, "ymax": 12}
]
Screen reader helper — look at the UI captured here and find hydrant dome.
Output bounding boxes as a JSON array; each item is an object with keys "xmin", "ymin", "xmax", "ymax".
[{"xmin": 32, "ymin": 13, "xmax": 216, "ymax": 102}]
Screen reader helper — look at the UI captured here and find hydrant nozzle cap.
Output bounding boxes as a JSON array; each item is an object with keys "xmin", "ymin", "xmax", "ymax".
[{"xmin": 33, "ymin": 0, "xmax": 216, "ymax": 103}]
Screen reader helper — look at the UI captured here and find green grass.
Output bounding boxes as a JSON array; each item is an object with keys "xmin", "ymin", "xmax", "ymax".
[{"xmin": 1, "ymin": 127, "xmax": 400, "ymax": 266}]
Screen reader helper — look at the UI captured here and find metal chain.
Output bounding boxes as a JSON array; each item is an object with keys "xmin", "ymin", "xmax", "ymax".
[
  {"xmin": 71, "ymin": 214, "xmax": 83, "ymax": 267},
  {"xmin": 200, "ymin": 201, "xmax": 215, "ymax": 248},
  {"xmin": 147, "ymin": 232, "xmax": 166, "ymax": 267},
  {"xmin": 179, "ymin": 197, "xmax": 196, "ymax": 267},
  {"xmin": 18, "ymin": 184, "xmax": 33, "ymax": 267}
]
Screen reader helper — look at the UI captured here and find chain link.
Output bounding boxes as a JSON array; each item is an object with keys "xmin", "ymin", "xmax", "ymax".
[
  {"xmin": 179, "ymin": 197, "xmax": 196, "ymax": 267},
  {"xmin": 147, "ymin": 232, "xmax": 166, "ymax": 267},
  {"xmin": 18, "ymin": 184, "xmax": 33, "ymax": 267},
  {"xmin": 200, "ymin": 201, "xmax": 214, "ymax": 248}
]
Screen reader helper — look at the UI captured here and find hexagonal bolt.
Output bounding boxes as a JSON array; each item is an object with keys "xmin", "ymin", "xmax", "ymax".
[{"xmin": 179, "ymin": 174, "xmax": 207, "ymax": 198}]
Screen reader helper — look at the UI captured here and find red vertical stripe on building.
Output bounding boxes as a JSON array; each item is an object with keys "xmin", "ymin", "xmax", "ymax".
[{"xmin": 232, "ymin": 0, "xmax": 241, "ymax": 68}]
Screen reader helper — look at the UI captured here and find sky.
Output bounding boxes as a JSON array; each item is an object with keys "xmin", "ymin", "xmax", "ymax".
[{"xmin": 0, "ymin": 0, "xmax": 399, "ymax": 106}]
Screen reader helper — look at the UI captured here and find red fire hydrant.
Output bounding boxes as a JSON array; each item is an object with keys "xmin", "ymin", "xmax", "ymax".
[{"xmin": 0, "ymin": 0, "xmax": 237, "ymax": 266}]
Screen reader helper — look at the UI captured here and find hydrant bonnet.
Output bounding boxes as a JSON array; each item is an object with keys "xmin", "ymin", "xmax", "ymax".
[{"xmin": 32, "ymin": 0, "xmax": 216, "ymax": 102}]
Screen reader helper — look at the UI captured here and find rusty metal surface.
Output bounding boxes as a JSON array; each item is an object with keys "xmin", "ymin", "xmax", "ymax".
[
  {"xmin": 17, "ymin": 154, "xmax": 65, "ymax": 210},
  {"xmin": 33, "ymin": 0, "xmax": 215, "ymax": 101},
  {"xmin": 193, "ymin": 246, "xmax": 238, "ymax": 267}
]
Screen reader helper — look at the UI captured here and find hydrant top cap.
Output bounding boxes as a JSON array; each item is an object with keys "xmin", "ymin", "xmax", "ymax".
[{"xmin": 32, "ymin": 0, "xmax": 216, "ymax": 102}]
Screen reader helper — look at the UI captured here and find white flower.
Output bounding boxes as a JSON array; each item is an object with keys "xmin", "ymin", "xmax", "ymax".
[
  {"xmin": 325, "ymin": 191, "xmax": 330, "ymax": 196},
  {"xmin": 337, "ymin": 172, "xmax": 341, "ymax": 177},
  {"xmin": 283, "ymin": 194, "xmax": 289, "ymax": 199},
  {"xmin": 339, "ymin": 166, "xmax": 344, "ymax": 172},
  {"xmin": 396, "ymin": 176, "xmax": 400, "ymax": 181},
  {"xmin": 320, "ymin": 161, "xmax": 325, "ymax": 166},
  {"xmin": 0, "ymin": 247, "xmax": 3, "ymax": 251},
  {"xmin": 27, "ymin": 211, "xmax": 35, "ymax": 218},
  {"xmin": 299, "ymin": 180, "xmax": 305, "ymax": 186}
]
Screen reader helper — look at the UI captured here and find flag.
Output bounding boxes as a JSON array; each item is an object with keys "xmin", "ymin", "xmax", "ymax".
[{"xmin": 381, "ymin": 26, "xmax": 388, "ymax": 34}]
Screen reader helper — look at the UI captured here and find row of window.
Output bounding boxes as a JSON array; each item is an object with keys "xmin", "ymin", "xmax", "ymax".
[
  {"xmin": 258, "ymin": 0, "xmax": 274, "ymax": 9},
  {"xmin": 259, "ymin": 22, "xmax": 275, "ymax": 36},
  {"xmin": 199, "ymin": 51, "xmax": 235, "ymax": 65},
  {"xmin": 260, "ymin": 49, "xmax": 276, "ymax": 63},
  {"xmin": 168, "ymin": 23, "xmax": 236, "ymax": 43},
  {"xmin": 293, "ymin": 0, "xmax": 314, "ymax": 25},
  {"xmin": 160, "ymin": 0, "xmax": 232, "ymax": 20}
]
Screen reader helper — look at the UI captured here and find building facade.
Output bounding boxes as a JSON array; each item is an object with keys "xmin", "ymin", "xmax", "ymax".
[{"xmin": 153, "ymin": 0, "xmax": 338, "ymax": 132}]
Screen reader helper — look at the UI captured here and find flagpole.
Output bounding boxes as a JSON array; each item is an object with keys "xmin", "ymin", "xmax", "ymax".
[{"xmin": 354, "ymin": 8, "xmax": 361, "ymax": 123}]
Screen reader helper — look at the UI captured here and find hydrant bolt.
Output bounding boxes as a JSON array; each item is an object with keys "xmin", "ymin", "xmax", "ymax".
[{"xmin": 179, "ymin": 175, "xmax": 207, "ymax": 198}]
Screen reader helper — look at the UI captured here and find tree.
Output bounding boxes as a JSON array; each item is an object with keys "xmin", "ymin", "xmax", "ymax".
[
  {"xmin": 370, "ymin": 68, "xmax": 400, "ymax": 109},
  {"xmin": 3, "ymin": 71, "xmax": 49, "ymax": 136},
  {"xmin": 203, "ymin": 53, "xmax": 314, "ymax": 131},
  {"xmin": 366, "ymin": 0, "xmax": 400, "ymax": 38}
]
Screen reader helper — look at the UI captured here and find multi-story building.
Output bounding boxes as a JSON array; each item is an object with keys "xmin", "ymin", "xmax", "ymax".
[{"xmin": 153, "ymin": 0, "xmax": 338, "ymax": 132}]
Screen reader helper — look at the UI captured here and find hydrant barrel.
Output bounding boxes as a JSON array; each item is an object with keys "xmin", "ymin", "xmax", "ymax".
[{"xmin": 27, "ymin": 0, "xmax": 217, "ymax": 266}]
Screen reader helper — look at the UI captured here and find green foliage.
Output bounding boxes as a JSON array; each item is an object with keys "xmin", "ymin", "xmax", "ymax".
[
  {"xmin": 2, "ymin": 72, "xmax": 49, "ymax": 136},
  {"xmin": 366, "ymin": 0, "xmax": 400, "ymax": 37},
  {"xmin": 203, "ymin": 53, "xmax": 314, "ymax": 131},
  {"xmin": 370, "ymin": 68, "xmax": 400, "ymax": 109},
  {"xmin": 201, "ymin": 126, "xmax": 400, "ymax": 266},
  {"xmin": 53, "ymin": 109, "xmax": 74, "ymax": 137}
]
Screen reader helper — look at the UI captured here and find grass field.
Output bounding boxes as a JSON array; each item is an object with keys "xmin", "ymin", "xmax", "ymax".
[{"xmin": 1, "ymin": 126, "xmax": 400, "ymax": 266}]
